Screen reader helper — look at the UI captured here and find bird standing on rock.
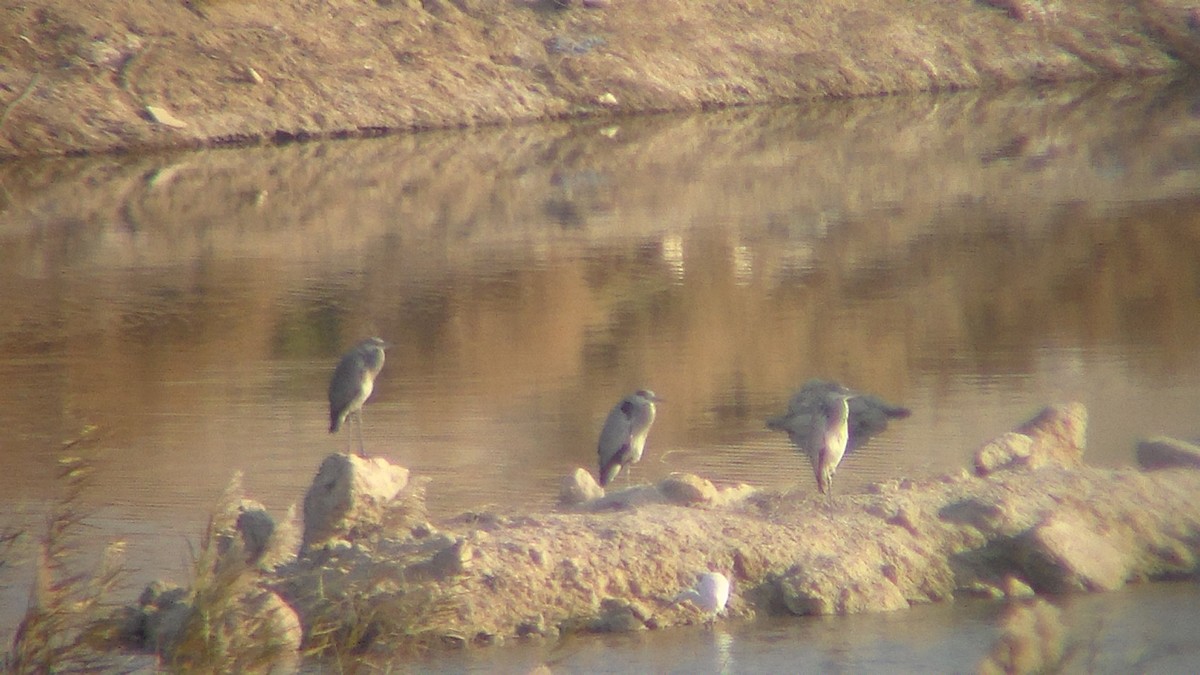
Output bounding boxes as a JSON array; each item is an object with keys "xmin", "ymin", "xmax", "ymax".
[
  {"xmin": 808, "ymin": 391, "xmax": 854, "ymax": 499},
  {"xmin": 767, "ymin": 379, "xmax": 911, "ymax": 498},
  {"xmin": 328, "ymin": 337, "xmax": 390, "ymax": 456},
  {"xmin": 597, "ymin": 389, "xmax": 660, "ymax": 487}
]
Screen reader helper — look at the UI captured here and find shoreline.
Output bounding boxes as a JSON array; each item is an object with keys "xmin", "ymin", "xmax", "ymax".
[{"xmin": 2, "ymin": 0, "xmax": 1198, "ymax": 159}]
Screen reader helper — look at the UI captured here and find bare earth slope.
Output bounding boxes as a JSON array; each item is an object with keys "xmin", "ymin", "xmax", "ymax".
[{"xmin": 1, "ymin": 0, "xmax": 1198, "ymax": 158}]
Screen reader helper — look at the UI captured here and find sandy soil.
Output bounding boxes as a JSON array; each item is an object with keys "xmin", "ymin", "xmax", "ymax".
[{"xmin": 1, "ymin": 0, "xmax": 1198, "ymax": 158}]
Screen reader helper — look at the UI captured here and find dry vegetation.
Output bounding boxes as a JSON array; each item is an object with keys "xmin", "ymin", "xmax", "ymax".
[
  {"xmin": 2, "ymin": 439, "xmax": 133, "ymax": 674},
  {"xmin": 1, "ymin": 0, "xmax": 1198, "ymax": 157}
]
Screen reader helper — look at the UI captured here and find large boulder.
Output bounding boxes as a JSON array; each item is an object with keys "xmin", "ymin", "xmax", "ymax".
[
  {"xmin": 1013, "ymin": 513, "xmax": 1131, "ymax": 592},
  {"xmin": 1136, "ymin": 436, "xmax": 1200, "ymax": 471},
  {"xmin": 120, "ymin": 581, "xmax": 301, "ymax": 670},
  {"xmin": 975, "ymin": 403, "xmax": 1087, "ymax": 475},
  {"xmin": 302, "ymin": 454, "xmax": 413, "ymax": 549},
  {"xmin": 558, "ymin": 467, "xmax": 605, "ymax": 506}
]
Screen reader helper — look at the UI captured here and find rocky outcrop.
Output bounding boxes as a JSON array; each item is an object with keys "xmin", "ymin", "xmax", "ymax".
[
  {"xmin": 116, "ymin": 403, "xmax": 1200, "ymax": 661},
  {"xmin": 974, "ymin": 402, "xmax": 1086, "ymax": 475},
  {"xmin": 301, "ymin": 453, "xmax": 419, "ymax": 550},
  {"xmin": 1136, "ymin": 436, "xmax": 1200, "ymax": 471},
  {"xmin": 115, "ymin": 489, "xmax": 303, "ymax": 669}
]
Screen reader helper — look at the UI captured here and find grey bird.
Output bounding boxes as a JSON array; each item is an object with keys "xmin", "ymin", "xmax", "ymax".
[
  {"xmin": 597, "ymin": 389, "xmax": 660, "ymax": 487},
  {"xmin": 328, "ymin": 336, "xmax": 391, "ymax": 456},
  {"xmin": 807, "ymin": 391, "xmax": 854, "ymax": 498},
  {"xmin": 767, "ymin": 379, "xmax": 911, "ymax": 496}
]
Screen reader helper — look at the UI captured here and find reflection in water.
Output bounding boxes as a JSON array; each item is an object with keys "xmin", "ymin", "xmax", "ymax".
[
  {"xmin": 2, "ymin": 76, "xmax": 1200, "ymax": 663},
  {"xmin": 397, "ymin": 582, "xmax": 1200, "ymax": 673}
]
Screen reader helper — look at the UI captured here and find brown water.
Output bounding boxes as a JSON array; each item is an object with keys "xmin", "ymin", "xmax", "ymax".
[{"xmin": 2, "ymin": 76, "xmax": 1200, "ymax": 667}]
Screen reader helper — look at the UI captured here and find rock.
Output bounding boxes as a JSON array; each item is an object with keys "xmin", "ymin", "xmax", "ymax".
[
  {"xmin": 129, "ymin": 581, "xmax": 191, "ymax": 653},
  {"xmin": 982, "ymin": 0, "xmax": 1053, "ymax": 23},
  {"xmin": 240, "ymin": 590, "xmax": 304, "ymax": 660},
  {"xmin": 302, "ymin": 454, "xmax": 410, "ymax": 549},
  {"xmin": 777, "ymin": 562, "xmax": 910, "ymax": 615},
  {"xmin": 144, "ymin": 105, "xmax": 188, "ymax": 129},
  {"xmin": 428, "ymin": 538, "xmax": 474, "ymax": 578},
  {"xmin": 975, "ymin": 432, "xmax": 1037, "ymax": 475},
  {"xmin": 559, "ymin": 467, "xmax": 604, "ymax": 506},
  {"xmin": 592, "ymin": 599, "xmax": 652, "ymax": 632},
  {"xmin": 1001, "ymin": 575, "xmax": 1036, "ymax": 598},
  {"xmin": 1136, "ymin": 436, "xmax": 1200, "ymax": 470},
  {"xmin": 1016, "ymin": 403, "xmax": 1087, "ymax": 459},
  {"xmin": 1015, "ymin": 514, "xmax": 1130, "ymax": 592},
  {"xmin": 659, "ymin": 473, "xmax": 717, "ymax": 506},
  {"xmin": 126, "ymin": 581, "xmax": 301, "ymax": 667},
  {"xmin": 515, "ymin": 615, "xmax": 548, "ymax": 638},
  {"xmin": 975, "ymin": 403, "xmax": 1086, "ymax": 475},
  {"xmin": 214, "ymin": 499, "xmax": 277, "ymax": 566}
]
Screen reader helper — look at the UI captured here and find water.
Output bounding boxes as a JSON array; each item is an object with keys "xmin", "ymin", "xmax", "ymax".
[
  {"xmin": 2, "ymin": 76, "xmax": 1200, "ymax": 667},
  {"xmin": 405, "ymin": 582, "xmax": 1200, "ymax": 673}
]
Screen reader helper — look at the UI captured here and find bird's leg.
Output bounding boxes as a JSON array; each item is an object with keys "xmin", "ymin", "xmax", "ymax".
[{"xmin": 356, "ymin": 409, "xmax": 368, "ymax": 458}]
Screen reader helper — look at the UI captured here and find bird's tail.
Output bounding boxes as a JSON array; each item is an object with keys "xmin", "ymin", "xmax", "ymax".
[
  {"xmin": 765, "ymin": 414, "xmax": 789, "ymax": 431},
  {"xmin": 598, "ymin": 462, "xmax": 620, "ymax": 487}
]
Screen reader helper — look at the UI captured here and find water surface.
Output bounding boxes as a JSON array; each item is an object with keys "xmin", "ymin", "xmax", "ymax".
[{"xmin": 2, "ymin": 76, "xmax": 1199, "ymax": 666}]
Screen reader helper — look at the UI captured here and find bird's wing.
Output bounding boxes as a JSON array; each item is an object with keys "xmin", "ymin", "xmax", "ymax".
[
  {"xmin": 771, "ymin": 380, "xmax": 911, "ymax": 453},
  {"xmin": 597, "ymin": 405, "xmax": 634, "ymax": 482},
  {"xmin": 767, "ymin": 410, "xmax": 818, "ymax": 449},
  {"xmin": 784, "ymin": 380, "xmax": 845, "ymax": 417},
  {"xmin": 328, "ymin": 352, "xmax": 366, "ymax": 409},
  {"xmin": 846, "ymin": 395, "xmax": 912, "ymax": 451}
]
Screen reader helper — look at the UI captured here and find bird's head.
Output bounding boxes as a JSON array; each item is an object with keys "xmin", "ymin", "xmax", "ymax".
[
  {"xmin": 634, "ymin": 389, "xmax": 661, "ymax": 403},
  {"xmin": 363, "ymin": 336, "xmax": 392, "ymax": 350}
]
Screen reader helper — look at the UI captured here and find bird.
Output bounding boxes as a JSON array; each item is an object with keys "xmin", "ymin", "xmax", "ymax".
[
  {"xmin": 807, "ymin": 390, "xmax": 854, "ymax": 499},
  {"xmin": 597, "ymin": 389, "xmax": 660, "ymax": 487},
  {"xmin": 328, "ymin": 337, "xmax": 390, "ymax": 456},
  {"xmin": 674, "ymin": 572, "xmax": 731, "ymax": 616},
  {"xmin": 767, "ymin": 379, "xmax": 911, "ymax": 498}
]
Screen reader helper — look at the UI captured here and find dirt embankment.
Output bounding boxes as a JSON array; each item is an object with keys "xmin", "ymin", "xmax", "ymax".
[
  {"xmin": 114, "ymin": 403, "xmax": 1200, "ymax": 667},
  {"xmin": 2, "ymin": 0, "xmax": 1199, "ymax": 158}
]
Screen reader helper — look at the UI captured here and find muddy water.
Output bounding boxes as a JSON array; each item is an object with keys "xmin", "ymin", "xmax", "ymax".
[{"xmin": 2, "ymin": 76, "xmax": 1200, "ymax": 666}]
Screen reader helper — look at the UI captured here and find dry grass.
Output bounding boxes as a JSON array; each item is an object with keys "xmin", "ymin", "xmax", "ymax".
[
  {"xmin": 158, "ymin": 472, "xmax": 300, "ymax": 673},
  {"xmin": 299, "ymin": 571, "xmax": 466, "ymax": 667},
  {"xmin": 295, "ymin": 492, "xmax": 466, "ymax": 667},
  {"xmin": 2, "ymin": 430, "xmax": 134, "ymax": 674}
]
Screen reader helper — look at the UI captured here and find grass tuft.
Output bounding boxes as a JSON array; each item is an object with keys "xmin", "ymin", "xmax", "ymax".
[
  {"xmin": 3, "ymin": 429, "xmax": 135, "ymax": 673},
  {"xmin": 162, "ymin": 472, "xmax": 300, "ymax": 673}
]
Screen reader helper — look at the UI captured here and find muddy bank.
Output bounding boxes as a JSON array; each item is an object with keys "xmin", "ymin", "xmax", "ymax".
[
  {"xmin": 2, "ymin": 0, "xmax": 1199, "ymax": 158},
  {"xmin": 115, "ymin": 403, "xmax": 1200, "ymax": 666}
]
